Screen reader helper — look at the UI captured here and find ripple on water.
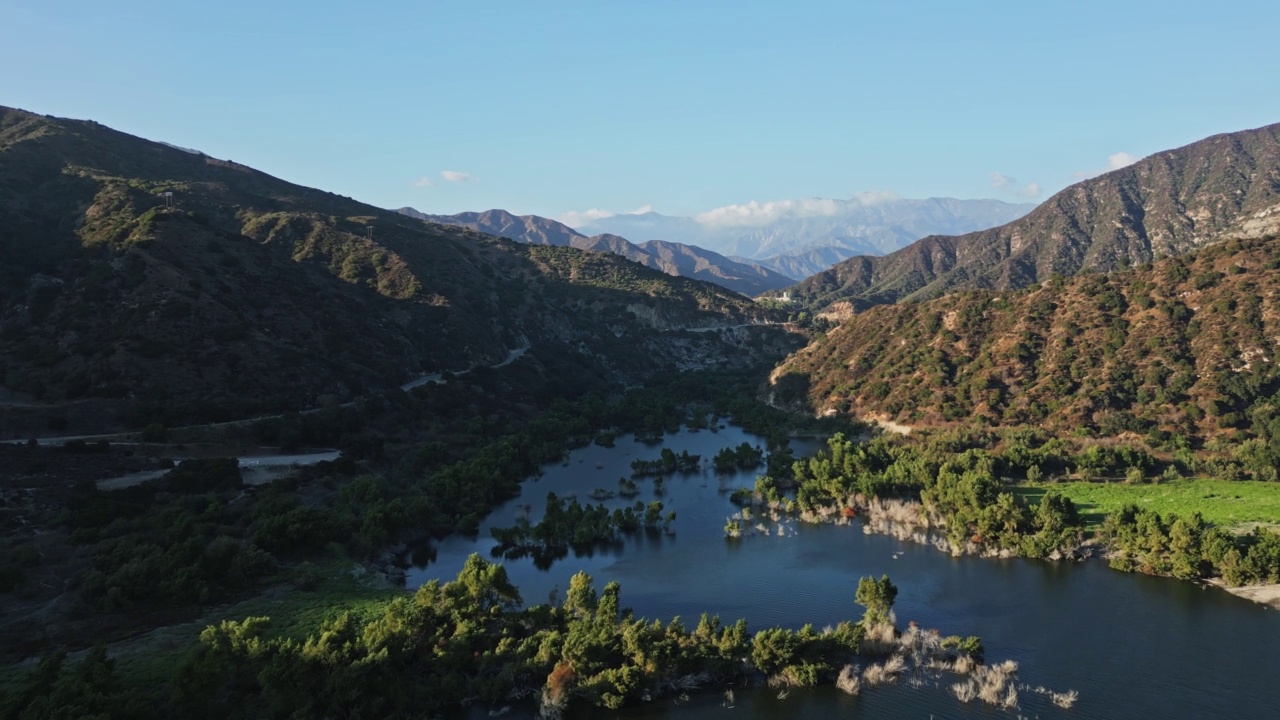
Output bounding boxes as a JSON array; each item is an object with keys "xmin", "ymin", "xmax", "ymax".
[{"xmin": 419, "ymin": 428, "xmax": 1280, "ymax": 720}]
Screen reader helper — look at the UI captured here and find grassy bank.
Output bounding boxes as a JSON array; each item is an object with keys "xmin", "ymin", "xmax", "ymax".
[
  {"xmin": 0, "ymin": 554, "xmax": 406, "ymax": 699},
  {"xmin": 118, "ymin": 556, "xmax": 405, "ymax": 684},
  {"xmin": 1014, "ymin": 479, "xmax": 1280, "ymax": 531}
]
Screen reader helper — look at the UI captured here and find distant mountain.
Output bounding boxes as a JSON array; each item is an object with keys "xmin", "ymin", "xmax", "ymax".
[
  {"xmin": 568, "ymin": 198, "xmax": 1036, "ymax": 271},
  {"xmin": 572, "ymin": 211, "xmax": 706, "ymax": 248},
  {"xmin": 397, "ymin": 207, "xmax": 581, "ymax": 247},
  {"xmin": 780, "ymin": 122, "xmax": 1280, "ymax": 313},
  {"xmin": 0, "ymin": 107, "xmax": 785, "ymax": 431},
  {"xmin": 738, "ymin": 246, "xmax": 861, "ymax": 280},
  {"xmin": 398, "ymin": 208, "xmax": 794, "ymax": 296},
  {"xmin": 591, "ymin": 235, "xmax": 793, "ymax": 292}
]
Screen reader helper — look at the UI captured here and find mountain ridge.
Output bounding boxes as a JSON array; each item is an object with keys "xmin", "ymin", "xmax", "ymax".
[
  {"xmin": 779, "ymin": 122, "xmax": 1280, "ymax": 313},
  {"xmin": 569, "ymin": 197, "xmax": 1037, "ymax": 269},
  {"xmin": 772, "ymin": 234, "xmax": 1280, "ymax": 448},
  {"xmin": 0, "ymin": 106, "xmax": 789, "ymax": 433},
  {"xmin": 398, "ymin": 207, "xmax": 795, "ymax": 296}
]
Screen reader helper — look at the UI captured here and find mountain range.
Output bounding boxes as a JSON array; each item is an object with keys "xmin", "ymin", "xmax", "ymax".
[
  {"xmin": 778, "ymin": 122, "xmax": 1280, "ymax": 314},
  {"xmin": 397, "ymin": 208, "xmax": 796, "ymax": 296},
  {"xmin": 7, "ymin": 103, "xmax": 1277, "ymax": 443},
  {"xmin": 0, "ymin": 106, "xmax": 787, "ymax": 433},
  {"xmin": 768, "ymin": 119, "xmax": 1280, "ymax": 442},
  {"xmin": 568, "ymin": 197, "xmax": 1037, "ymax": 278}
]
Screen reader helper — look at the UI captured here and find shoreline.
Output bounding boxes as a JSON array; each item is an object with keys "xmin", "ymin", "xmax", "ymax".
[
  {"xmin": 1208, "ymin": 579, "xmax": 1280, "ymax": 610},
  {"xmin": 780, "ymin": 497, "xmax": 1280, "ymax": 611}
]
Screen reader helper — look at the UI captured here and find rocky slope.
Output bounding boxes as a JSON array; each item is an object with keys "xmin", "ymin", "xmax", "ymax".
[
  {"xmin": 780, "ymin": 122, "xmax": 1280, "ymax": 312},
  {"xmin": 773, "ymin": 235, "xmax": 1280, "ymax": 443}
]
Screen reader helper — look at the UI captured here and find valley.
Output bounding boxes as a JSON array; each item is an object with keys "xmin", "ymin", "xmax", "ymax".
[{"xmin": 4, "ymin": 106, "xmax": 1280, "ymax": 720}]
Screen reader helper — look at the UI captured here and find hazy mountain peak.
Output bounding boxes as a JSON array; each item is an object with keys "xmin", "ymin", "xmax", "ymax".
[
  {"xmin": 401, "ymin": 208, "xmax": 794, "ymax": 296},
  {"xmin": 781, "ymin": 120, "xmax": 1280, "ymax": 311},
  {"xmin": 562, "ymin": 196, "xmax": 1035, "ymax": 276}
]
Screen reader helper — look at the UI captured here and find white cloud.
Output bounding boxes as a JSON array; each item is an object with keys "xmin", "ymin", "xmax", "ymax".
[
  {"xmin": 849, "ymin": 190, "xmax": 900, "ymax": 206},
  {"xmin": 557, "ymin": 208, "xmax": 616, "ymax": 227},
  {"xmin": 411, "ymin": 176, "xmax": 434, "ymax": 188},
  {"xmin": 990, "ymin": 172, "xmax": 1042, "ymax": 199},
  {"xmin": 1072, "ymin": 151, "xmax": 1143, "ymax": 182},
  {"xmin": 1108, "ymin": 152, "xmax": 1139, "ymax": 171},
  {"xmin": 692, "ymin": 193, "xmax": 898, "ymax": 228},
  {"xmin": 560, "ymin": 193, "xmax": 903, "ymax": 230},
  {"xmin": 556, "ymin": 204, "xmax": 655, "ymax": 228},
  {"xmin": 440, "ymin": 170, "xmax": 477, "ymax": 183}
]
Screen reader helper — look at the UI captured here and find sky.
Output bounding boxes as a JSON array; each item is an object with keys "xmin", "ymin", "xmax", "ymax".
[{"xmin": 4, "ymin": 0, "xmax": 1280, "ymax": 225}]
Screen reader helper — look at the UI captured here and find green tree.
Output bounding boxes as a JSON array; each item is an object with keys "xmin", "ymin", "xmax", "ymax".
[
  {"xmin": 564, "ymin": 571, "xmax": 599, "ymax": 616},
  {"xmin": 855, "ymin": 575, "xmax": 898, "ymax": 626},
  {"xmin": 453, "ymin": 553, "xmax": 521, "ymax": 613}
]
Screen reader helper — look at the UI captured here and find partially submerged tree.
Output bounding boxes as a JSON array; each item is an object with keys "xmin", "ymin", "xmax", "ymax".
[{"xmin": 855, "ymin": 575, "xmax": 898, "ymax": 626}]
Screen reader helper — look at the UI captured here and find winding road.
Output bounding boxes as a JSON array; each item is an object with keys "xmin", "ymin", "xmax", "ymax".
[{"xmin": 7, "ymin": 320, "xmax": 786, "ymax": 447}]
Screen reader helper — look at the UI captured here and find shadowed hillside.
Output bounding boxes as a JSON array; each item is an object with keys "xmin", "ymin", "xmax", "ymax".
[{"xmin": 0, "ymin": 107, "xmax": 786, "ymax": 431}]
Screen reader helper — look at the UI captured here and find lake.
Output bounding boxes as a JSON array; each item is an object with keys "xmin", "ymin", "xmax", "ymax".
[{"xmin": 406, "ymin": 426, "xmax": 1280, "ymax": 719}]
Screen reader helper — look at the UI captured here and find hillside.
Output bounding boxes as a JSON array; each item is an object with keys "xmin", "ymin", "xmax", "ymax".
[
  {"xmin": 399, "ymin": 207, "xmax": 794, "ymax": 295},
  {"xmin": 780, "ymin": 122, "xmax": 1280, "ymax": 312},
  {"xmin": 580, "ymin": 236, "xmax": 793, "ymax": 294},
  {"xmin": 0, "ymin": 107, "xmax": 786, "ymax": 433},
  {"xmin": 396, "ymin": 207, "xmax": 582, "ymax": 247},
  {"xmin": 774, "ymin": 235, "xmax": 1280, "ymax": 448}
]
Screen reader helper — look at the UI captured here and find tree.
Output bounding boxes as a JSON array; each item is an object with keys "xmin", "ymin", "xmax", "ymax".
[
  {"xmin": 1034, "ymin": 492, "xmax": 1081, "ymax": 534},
  {"xmin": 855, "ymin": 575, "xmax": 898, "ymax": 626},
  {"xmin": 454, "ymin": 553, "xmax": 521, "ymax": 613},
  {"xmin": 1167, "ymin": 514, "xmax": 1205, "ymax": 580},
  {"xmin": 564, "ymin": 571, "xmax": 598, "ymax": 616},
  {"xmin": 750, "ymin": 628, "xmax": 800, "ymax": 675}
]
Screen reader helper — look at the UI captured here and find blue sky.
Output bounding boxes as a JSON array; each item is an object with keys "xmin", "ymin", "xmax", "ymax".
[{"xmin": 4, "ymin": 0, "xmax": 1280, "ymax": 223}]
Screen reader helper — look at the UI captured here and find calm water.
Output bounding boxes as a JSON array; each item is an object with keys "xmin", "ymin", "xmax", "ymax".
[{"xmin": 407, "ymin": 427, "xmax": 1280, "ymax": 720}]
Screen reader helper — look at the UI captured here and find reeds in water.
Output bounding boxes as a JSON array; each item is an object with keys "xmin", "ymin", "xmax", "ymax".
[
  {"xmin": 861, "ymin": 621, "xmax": 898, "ymax": 657},
  {"xmin": 860, "ymin": 663, "xmax": 891, "ymax": 687},
  {"xmin": 975, "ymin": 660, "xmax": 1018, "ymax": 708},
  {"xmin": 1001, "ymin": 685, "xmax": 1019, "ymax": 709},
  {"xmin": 860, "ymin": 654, "xmax": 907, "ymax": 687},
  {"xmin": 1052, "ymin": 689, "xmax": 1079, "ymax": 709},
  {"xmin": 668, "ymin": 671, "xmax": 710, "ymax": 691},
  {"xmin": 951, "ymin": 681, "xmax": 977, "ymax": 703},
  {"xmin": 836, "ymin": 664, "xmax": 861, "ymax": 695},
  {"xmin": 1024, "ymin": 685, "xmax": 1080, "ymax": 709},
  {"xmin": 881, "ymin": 654, "xmax": 906, "ymax": 675}
]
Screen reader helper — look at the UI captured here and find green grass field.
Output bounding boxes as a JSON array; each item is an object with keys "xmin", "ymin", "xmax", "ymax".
[
  {"xmin": 1, "ymin": 554, "xmax": 409, "ymax": 694},
  {"xmin": 1014, "ymin": 479, "xmax": 1280, "ymax": 530}
]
